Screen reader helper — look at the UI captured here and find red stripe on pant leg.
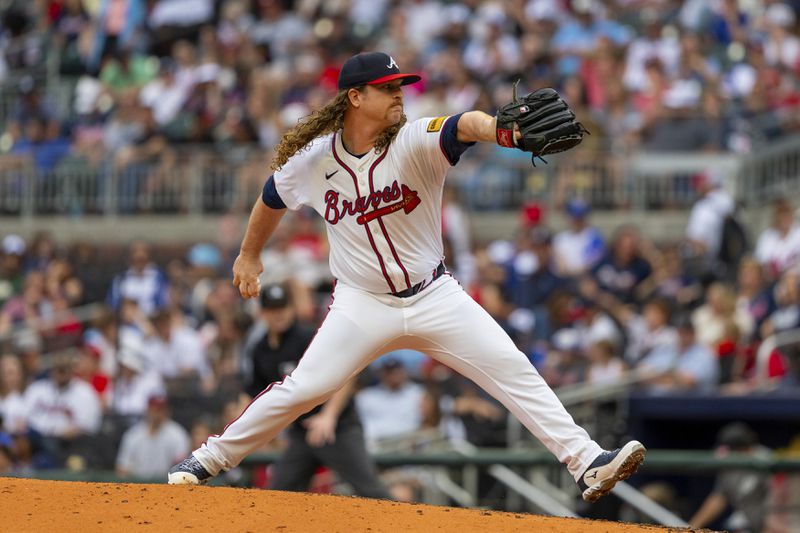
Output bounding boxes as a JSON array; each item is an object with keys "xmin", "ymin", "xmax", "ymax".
[{"xmin": 218, "ymin": 378, "xmax": 285, "ymax": 434}]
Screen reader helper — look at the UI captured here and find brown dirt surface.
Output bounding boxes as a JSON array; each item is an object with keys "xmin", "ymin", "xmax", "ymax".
[{"xmin": 0, "ymin": 477, "xmax": 697, "ymax": 532}]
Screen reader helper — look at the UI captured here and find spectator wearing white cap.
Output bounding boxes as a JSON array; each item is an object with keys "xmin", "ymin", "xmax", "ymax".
[
  {"xmin": 686, "ymin": 168, "xmax": 734, "ymax": 262},
  {"xmin": 111, "ymin": 340, "xmax": 165, "ymax": 419}
]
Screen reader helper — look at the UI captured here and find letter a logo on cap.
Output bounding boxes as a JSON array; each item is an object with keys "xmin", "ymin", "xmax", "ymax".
[{"xmin": 387, "ymin": 56, "xmax": 399, "ymax": 69}]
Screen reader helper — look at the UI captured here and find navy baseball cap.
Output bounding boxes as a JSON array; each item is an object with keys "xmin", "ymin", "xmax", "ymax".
[
  {"xmin": 566, "ymin": 198, "xmax": 590, "ymax": 218},
  {"xmin": 260, "ymin": 283, "xmax": 290, "ymax": 309},
  {"xmin": 337, "ymin": 52, "xmax": 421, "ymax": 90}
]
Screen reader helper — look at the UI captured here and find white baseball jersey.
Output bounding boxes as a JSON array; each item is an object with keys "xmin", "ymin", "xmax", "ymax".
[
  {"xmin": 274, "ymin": 116, "xmax": 456, "ymax": 294},
  {"xmin": 24, "ymin": 378, "xmax": 102, "ymax": 436}
]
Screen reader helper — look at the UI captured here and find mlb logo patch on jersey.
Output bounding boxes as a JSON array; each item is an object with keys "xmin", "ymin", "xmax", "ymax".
[{"xmin": 427, "ymin": 116, "xmax": 447, "ymax": 133}]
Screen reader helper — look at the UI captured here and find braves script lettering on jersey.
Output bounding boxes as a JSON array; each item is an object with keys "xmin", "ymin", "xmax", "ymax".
[
  {"xmin": 274, "ymin": 120, "xmax": 451, "ymax": 294},
  {"xmin": 189, "ymin": 115, "xmax": 606, "ymax": 483}
]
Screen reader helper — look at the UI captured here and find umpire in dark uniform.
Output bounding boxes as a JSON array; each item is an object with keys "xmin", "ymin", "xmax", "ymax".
[{"xmin": 249, "ymin": 283, "xmax": 391, "ymax": 499}]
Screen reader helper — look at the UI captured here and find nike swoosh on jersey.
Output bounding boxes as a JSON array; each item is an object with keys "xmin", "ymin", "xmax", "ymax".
[{"xmin": 325, "ymin": 170, "xmax": 339, "ymax": 180}]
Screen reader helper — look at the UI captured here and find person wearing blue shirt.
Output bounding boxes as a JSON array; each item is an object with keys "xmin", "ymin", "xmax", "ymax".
[
  {"xmin": 638, "ymin": 314, "xmax": 719, "ymax": 394},
  {"xmin": 107, "ymin": 241, "xmax": 170, "ymax": 316},
  {"xmin": 10, "ymin": 118, "xmax": 72, "ymax": 173},
  {"xmin": 553, "ymin": 198, "xmax": 606, "ymax": 277},
  {"xmin": 552, "ymin": 5, "xmax": 632, "ymax": 77}
]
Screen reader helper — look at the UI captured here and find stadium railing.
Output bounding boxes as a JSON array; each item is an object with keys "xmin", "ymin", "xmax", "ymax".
[
  {"xmin": 20, "ymin": 449, "xmax": 800, "ymax": 480},
  {"xmin": 0, "ymin": 303, "xmax": 107, "ymax": 363},
  {"xmin": 740, "ymin": 135, "xmax": 800, "ymax": 207},
  {"xmin": 0, "ymin": 302, "xmax": 106, "ymax": 344},
  {"xmin": 3, "ymin": 136, "xmax": 799, "ymax": 217}
]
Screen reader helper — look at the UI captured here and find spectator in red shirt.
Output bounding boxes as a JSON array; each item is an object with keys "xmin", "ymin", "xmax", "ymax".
[{"xmin": 75, "ymin": 345, "xmax": 112, "ymax": 410}]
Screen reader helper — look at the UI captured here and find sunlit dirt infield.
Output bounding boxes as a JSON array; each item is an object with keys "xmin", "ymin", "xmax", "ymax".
[{"xmin": 0, "ymin": 478, "xmax": 703, "ymax": 532}]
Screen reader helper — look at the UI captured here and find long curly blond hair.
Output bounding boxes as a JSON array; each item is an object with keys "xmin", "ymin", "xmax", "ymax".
[{"xmin": 270, "ymin": 88, "xmax": 407, "ymax": 172}]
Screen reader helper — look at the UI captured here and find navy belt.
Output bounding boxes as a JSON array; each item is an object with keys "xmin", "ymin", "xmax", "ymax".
[{"xmin": 391, "ymin": 262, "xmax": 446, "ymax": 298}]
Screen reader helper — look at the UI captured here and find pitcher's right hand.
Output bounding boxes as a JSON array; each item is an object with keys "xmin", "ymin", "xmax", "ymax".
[{"xmin": 232, "ymin": 253, "xmax": 263, "ymax": 299}]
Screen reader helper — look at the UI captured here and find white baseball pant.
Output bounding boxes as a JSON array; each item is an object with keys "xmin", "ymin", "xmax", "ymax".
[{"xmin": 194, "ymin": 275, "xmax": 603, "ymax": 480}]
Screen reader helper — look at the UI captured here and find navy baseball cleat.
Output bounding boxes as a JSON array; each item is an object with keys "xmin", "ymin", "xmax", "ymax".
[
  {"xmin": 168, "ymin": 455, "xmax": 212, "ymax": 485},
  {"xmin": 578, "ymin": 440, "xmax": 646, "ymax": 502}
]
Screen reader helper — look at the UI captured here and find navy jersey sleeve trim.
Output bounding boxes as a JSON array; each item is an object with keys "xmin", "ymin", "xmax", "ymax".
[
  {"xmin": 261, "ymin": 175, "xmax": 287, "ymax": 209},
  {"xmin": 439, "ymin": 113, "xmax": 476, "ymax": 166}
]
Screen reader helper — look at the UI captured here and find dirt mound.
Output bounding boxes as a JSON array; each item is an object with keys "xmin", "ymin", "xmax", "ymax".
[{"xmin": 0, "ymin": 478, "xmax": 686, "ymax": 532}]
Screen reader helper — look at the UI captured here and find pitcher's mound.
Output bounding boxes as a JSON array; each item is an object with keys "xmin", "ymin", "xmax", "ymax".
[{"xmin": 1, "ymin": 478, "xmax": 686, "ymax": 532}]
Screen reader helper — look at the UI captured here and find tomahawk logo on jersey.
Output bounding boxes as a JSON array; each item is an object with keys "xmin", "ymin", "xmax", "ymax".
[{"xmin": 266, "ymin": 114, "xmax": 473, "ymax": 295}]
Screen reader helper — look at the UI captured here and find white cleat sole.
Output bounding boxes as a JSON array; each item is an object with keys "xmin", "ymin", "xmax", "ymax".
[
  {"xmin": 167, "ymin": 471, "xmax": 203, "ymax": 485},
  {"xmin": 582, "ymin": 441, "xmax": 646, "ymax": 503}
]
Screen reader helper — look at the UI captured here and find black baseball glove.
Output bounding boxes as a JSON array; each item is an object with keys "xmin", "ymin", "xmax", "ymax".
[{"xmin": 496, "ymin": 81, "xmax": 588, "ymax": 164}]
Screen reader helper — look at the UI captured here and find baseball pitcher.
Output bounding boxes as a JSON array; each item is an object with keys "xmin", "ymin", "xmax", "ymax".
[{"xmin": 169, "ymin": 52, "xmax": 645, "ymax": 503}]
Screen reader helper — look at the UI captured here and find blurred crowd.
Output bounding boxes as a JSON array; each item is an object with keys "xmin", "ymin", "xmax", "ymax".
[
  {"xmin": 2, "ymin": 0, "xmax": 800, "ymax": 212},
  {"xmin": 464, "ymin": 174, "xmax": 800, "ymax": 399},
  {"xmin": 0, "ymin": 177, "xmax": 799, "ymax": 486},
  {"xmin": 1, "ymin": 0, "xmax": 800, "ymax": 519}
]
